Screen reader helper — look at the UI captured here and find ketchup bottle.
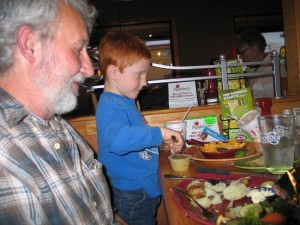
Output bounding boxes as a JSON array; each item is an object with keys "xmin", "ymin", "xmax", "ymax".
[
  {"xmin": 203, "ymin": 68, "xmax": 217, "ymax": 99},
  {"xmin": 256, "ymin": 98, "xmax": 272, "ymax": 115}
]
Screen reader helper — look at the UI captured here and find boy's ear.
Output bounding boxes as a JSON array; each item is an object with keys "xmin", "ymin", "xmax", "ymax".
[{"xmin": 107, "ymin": 65, "xmax": 118, "ymax": 80}]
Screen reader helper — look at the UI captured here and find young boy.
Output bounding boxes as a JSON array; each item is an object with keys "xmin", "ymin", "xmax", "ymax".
[{"xmin": 96, "ymin": 32, "xmax": 184, "ymax": 225}]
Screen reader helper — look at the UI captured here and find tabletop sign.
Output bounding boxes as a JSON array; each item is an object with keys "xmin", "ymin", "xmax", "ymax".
[
  {"xmin": 219, "ymin": 87, "xmax": 254, "ymax": 141},
  {"xmin": 185, "ymin": 115, "xmax": 221, "ymax": 146},
  {"xmin": 168, "ymin": 81, "xmax": 198, "ymax": 109}
]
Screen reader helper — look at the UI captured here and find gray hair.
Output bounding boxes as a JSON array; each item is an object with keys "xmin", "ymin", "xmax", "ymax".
[
  {"xmin": 0, "ymin": 0, "xmax": 98, "ymax": 73},
  {"xmin": 235, "ymin": 28, "xmax": 267, "ymax": 54}
]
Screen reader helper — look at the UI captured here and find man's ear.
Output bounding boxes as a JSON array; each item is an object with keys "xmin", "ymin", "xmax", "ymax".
[
  {"xmin": 17, "ymin": 26, "xmax": 37, "ymax": 62},
  {"xmin": 107, "ymin": 65, "xmax": 118, "ymax": 81}
]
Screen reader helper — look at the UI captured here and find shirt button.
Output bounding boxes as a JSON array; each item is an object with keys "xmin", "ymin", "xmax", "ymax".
[
  {"xmin": 92, "ymin": 201, "xmax": 97, "ymax": 208},
  {"xmin": 32, "ymin": 127, "xmax": 38, "ymax": 132},
  {"xmin": 54, "ymin": 143, "xmax": 60, "ymax": 150}
]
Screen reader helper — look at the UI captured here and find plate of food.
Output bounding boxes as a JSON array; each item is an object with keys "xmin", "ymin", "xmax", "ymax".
[
  {"xmin": 235, "ymin": 155, "xmax": 300, "ymax": 172},
  {"xmin": 171, "ymin": 173, "xmax": 295, "ymax": 225},
  {"xmin": 234, "ymin": 155, "xmax": 266, "ymax": 172},
  {"xmin": 184, "ymin": 140, "xmax": 261, "ymax": 166}
]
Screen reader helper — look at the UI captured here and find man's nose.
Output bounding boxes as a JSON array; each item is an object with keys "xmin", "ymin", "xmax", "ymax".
[{"xmin": 81, "ymin": 53, "xmax": 94, "ymax": 77}]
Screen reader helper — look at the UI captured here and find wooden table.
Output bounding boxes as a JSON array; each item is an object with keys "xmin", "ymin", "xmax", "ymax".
[{"xmin": 158, "ymin": 148, "xmax": 276, "ymax": 225}]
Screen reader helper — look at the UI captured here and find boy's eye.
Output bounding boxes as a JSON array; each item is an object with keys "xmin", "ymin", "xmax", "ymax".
[{"xmin": 139, "ymin": 72, "xmax": 147, "ymax": 77}]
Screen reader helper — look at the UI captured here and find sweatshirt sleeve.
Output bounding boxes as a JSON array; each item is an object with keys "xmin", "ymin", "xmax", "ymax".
[{"xmin": 96, "ymin": 94, "xmax": 163, "ymax": 155}]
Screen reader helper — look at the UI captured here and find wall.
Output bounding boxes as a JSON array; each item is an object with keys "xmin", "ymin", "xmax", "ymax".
[
  {"xmin": 91, "ymin": 0, "xmax": 283, "ymax": 66},
  {"xmin": 282, "ymin": 0, "xmax": 300, "ymax": 96}
]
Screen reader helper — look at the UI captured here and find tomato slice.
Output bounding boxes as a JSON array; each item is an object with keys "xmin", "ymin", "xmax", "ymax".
[{"xmin": 260, "ymin": 212, "xmax": 285, "ymax": 225}]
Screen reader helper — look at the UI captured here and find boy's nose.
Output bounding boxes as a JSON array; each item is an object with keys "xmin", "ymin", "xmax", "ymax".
[{"xmin": 140, "ymin": 76, "xmax": 147, "ymax": 87}]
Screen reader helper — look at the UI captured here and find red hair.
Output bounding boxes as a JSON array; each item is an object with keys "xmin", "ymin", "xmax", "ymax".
[{"xmin": 98, "ymin": 32, "xmax": 151, "ymax": 75}]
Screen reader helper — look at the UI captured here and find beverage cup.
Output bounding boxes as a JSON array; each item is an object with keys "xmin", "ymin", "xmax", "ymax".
[
  {"xmin": 164, "ymin": 120, "xmax": 187, "ymax": 141},
  {"xmin": 168, "ymin": 154, "xmax": 191, "ymax": 172},
  {"xmin": 283, "ymin": 108, "xmax": 300, "ymax": 161},
  {"xmin": 165, "ymin": 120, "xmax": 187, "ymax": 154},
  {"xmin": 258, "ymin": 114, "xmax": 295, "ymax": 174},
  {"xmin": 282, "ymin": 108, "xmax": 292, "ymax": 115},
  {"xmin": 237, "ymin": 110, "xmax": 261, "ymax": 143}
]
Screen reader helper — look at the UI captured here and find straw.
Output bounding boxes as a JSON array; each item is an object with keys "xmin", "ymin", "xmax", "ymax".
[
  {"xmin": 181, "ymin": 103, "xmax": 196, "ymax": 122},
  {"xmin": 226, "ymin": 114, "xmax": 245, "ymax": 124}
]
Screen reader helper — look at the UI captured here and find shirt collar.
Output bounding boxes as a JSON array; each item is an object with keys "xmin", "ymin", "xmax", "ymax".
[
  {"xmin": 0, "ymin": 88, "xmax": 29, "ymax": 127},
  {"xmin": 0, "ymin": 88, "xmax": 62, "ymax": 127}
]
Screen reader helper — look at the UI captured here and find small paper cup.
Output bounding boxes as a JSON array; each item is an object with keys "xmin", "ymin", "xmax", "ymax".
[
  {"xmin": 164, "ymin": 120, "xmax": 187, "ymax": 140},
  {"xmin": 237, "ymin": 110, "xmax": 261, "ymax": 143},
  {"xmin": 168, "ymin": 154, "xmax": 191, "ymax": 172}
]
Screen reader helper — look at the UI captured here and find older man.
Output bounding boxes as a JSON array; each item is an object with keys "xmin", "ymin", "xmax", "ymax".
[{"xmin": 0, "ymin": 0, "xmax": 125, "ymax": 224}]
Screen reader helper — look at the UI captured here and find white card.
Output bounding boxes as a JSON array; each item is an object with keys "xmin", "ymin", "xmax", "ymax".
[
  {"xmin": 168, "ymin": 81, "xmax": 198, "ymax": 109},
  {"xmin": 185, "ymin": 115, "xmax": 221, "ymax": 143}
]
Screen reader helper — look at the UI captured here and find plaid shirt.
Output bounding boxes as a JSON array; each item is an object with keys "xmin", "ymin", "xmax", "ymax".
[{"xmin": 0, "ymin": 89, "xmax": 118, "ymax": 225}]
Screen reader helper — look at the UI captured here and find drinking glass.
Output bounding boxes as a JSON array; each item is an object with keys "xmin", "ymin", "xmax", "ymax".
[
  {"xmin": 258, "ymin": 114, "xmax": 295, "ymax": 174},
  {"xmin": 283, "ymin": 108, "xmax": 300, "ymax": 161}
]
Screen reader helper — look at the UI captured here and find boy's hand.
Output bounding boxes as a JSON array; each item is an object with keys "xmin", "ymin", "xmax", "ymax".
[{"xmin": 161, "ymin": 127, "xmax": 185, "ymax": 153}]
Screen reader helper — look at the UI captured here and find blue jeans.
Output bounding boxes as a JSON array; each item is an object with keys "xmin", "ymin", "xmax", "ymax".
[{"xmin": 112, "ymin": 187, "xmax": 160, "ymax": 225}]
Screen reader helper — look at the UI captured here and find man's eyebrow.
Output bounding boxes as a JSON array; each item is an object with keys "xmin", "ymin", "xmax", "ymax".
[{"xmin": 76, "ymin": 38, "xmax": 89, "ymax": 47}]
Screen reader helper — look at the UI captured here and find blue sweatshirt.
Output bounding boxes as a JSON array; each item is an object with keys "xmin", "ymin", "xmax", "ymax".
[{"xmin": 96, "ymin": 92, "xmax": 162, "ymax": 197}]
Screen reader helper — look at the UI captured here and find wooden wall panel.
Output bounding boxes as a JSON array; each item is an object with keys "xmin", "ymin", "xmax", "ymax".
[
  {"xmin": 67, "ymin": 116, "xmax": 98, "ymax": 154},
  {"xmin": 282, "ymin": 0, "xmax": 300, "ymax": 96}
]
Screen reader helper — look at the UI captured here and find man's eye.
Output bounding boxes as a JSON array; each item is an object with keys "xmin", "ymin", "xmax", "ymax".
[
  {"xmin": 77, "ymin": 46, "xmax": 87, "ymax": 55},
  {"xmin": 79, "ymin": 48, "xmax": 85, "ymax": 54}
]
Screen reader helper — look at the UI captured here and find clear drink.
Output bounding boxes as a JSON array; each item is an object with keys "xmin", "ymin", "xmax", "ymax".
[
  {"xmin": 258, "ymin": 114, "xmax": 295, "ymax": 174},
  {"xmin": 282, "ymin": 108, "xmax": 300, "ymax": 161},
  {"xmin": 261, "ymin": 138, "xmax": 294, "ymax": 174},
  {"xmin": 294, "ymin": 116, "xmax": 300, "ymax": 161},
  {"xmin": 295, "ymin": 140, "xmax": 300, "ymax": 162}
]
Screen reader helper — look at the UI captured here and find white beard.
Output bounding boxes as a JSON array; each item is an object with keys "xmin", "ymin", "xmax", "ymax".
[
  {"xmin": 35, "ymin": 47, "xmax": 85, "ymax": 116},
  {"xmin": 49, "ymin": 72, "xmax": 85, "ymax": 115}
]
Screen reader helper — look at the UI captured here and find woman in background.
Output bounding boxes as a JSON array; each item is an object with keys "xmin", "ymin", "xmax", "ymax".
[{"xmin": 235, "ymin": 28, "xmax": 274, "ymax": 99}]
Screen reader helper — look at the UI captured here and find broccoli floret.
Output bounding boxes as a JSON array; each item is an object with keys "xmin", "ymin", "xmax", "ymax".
[{"xmin": 234, "ymin": 149, "xmax": 247, "ymax": 158}]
